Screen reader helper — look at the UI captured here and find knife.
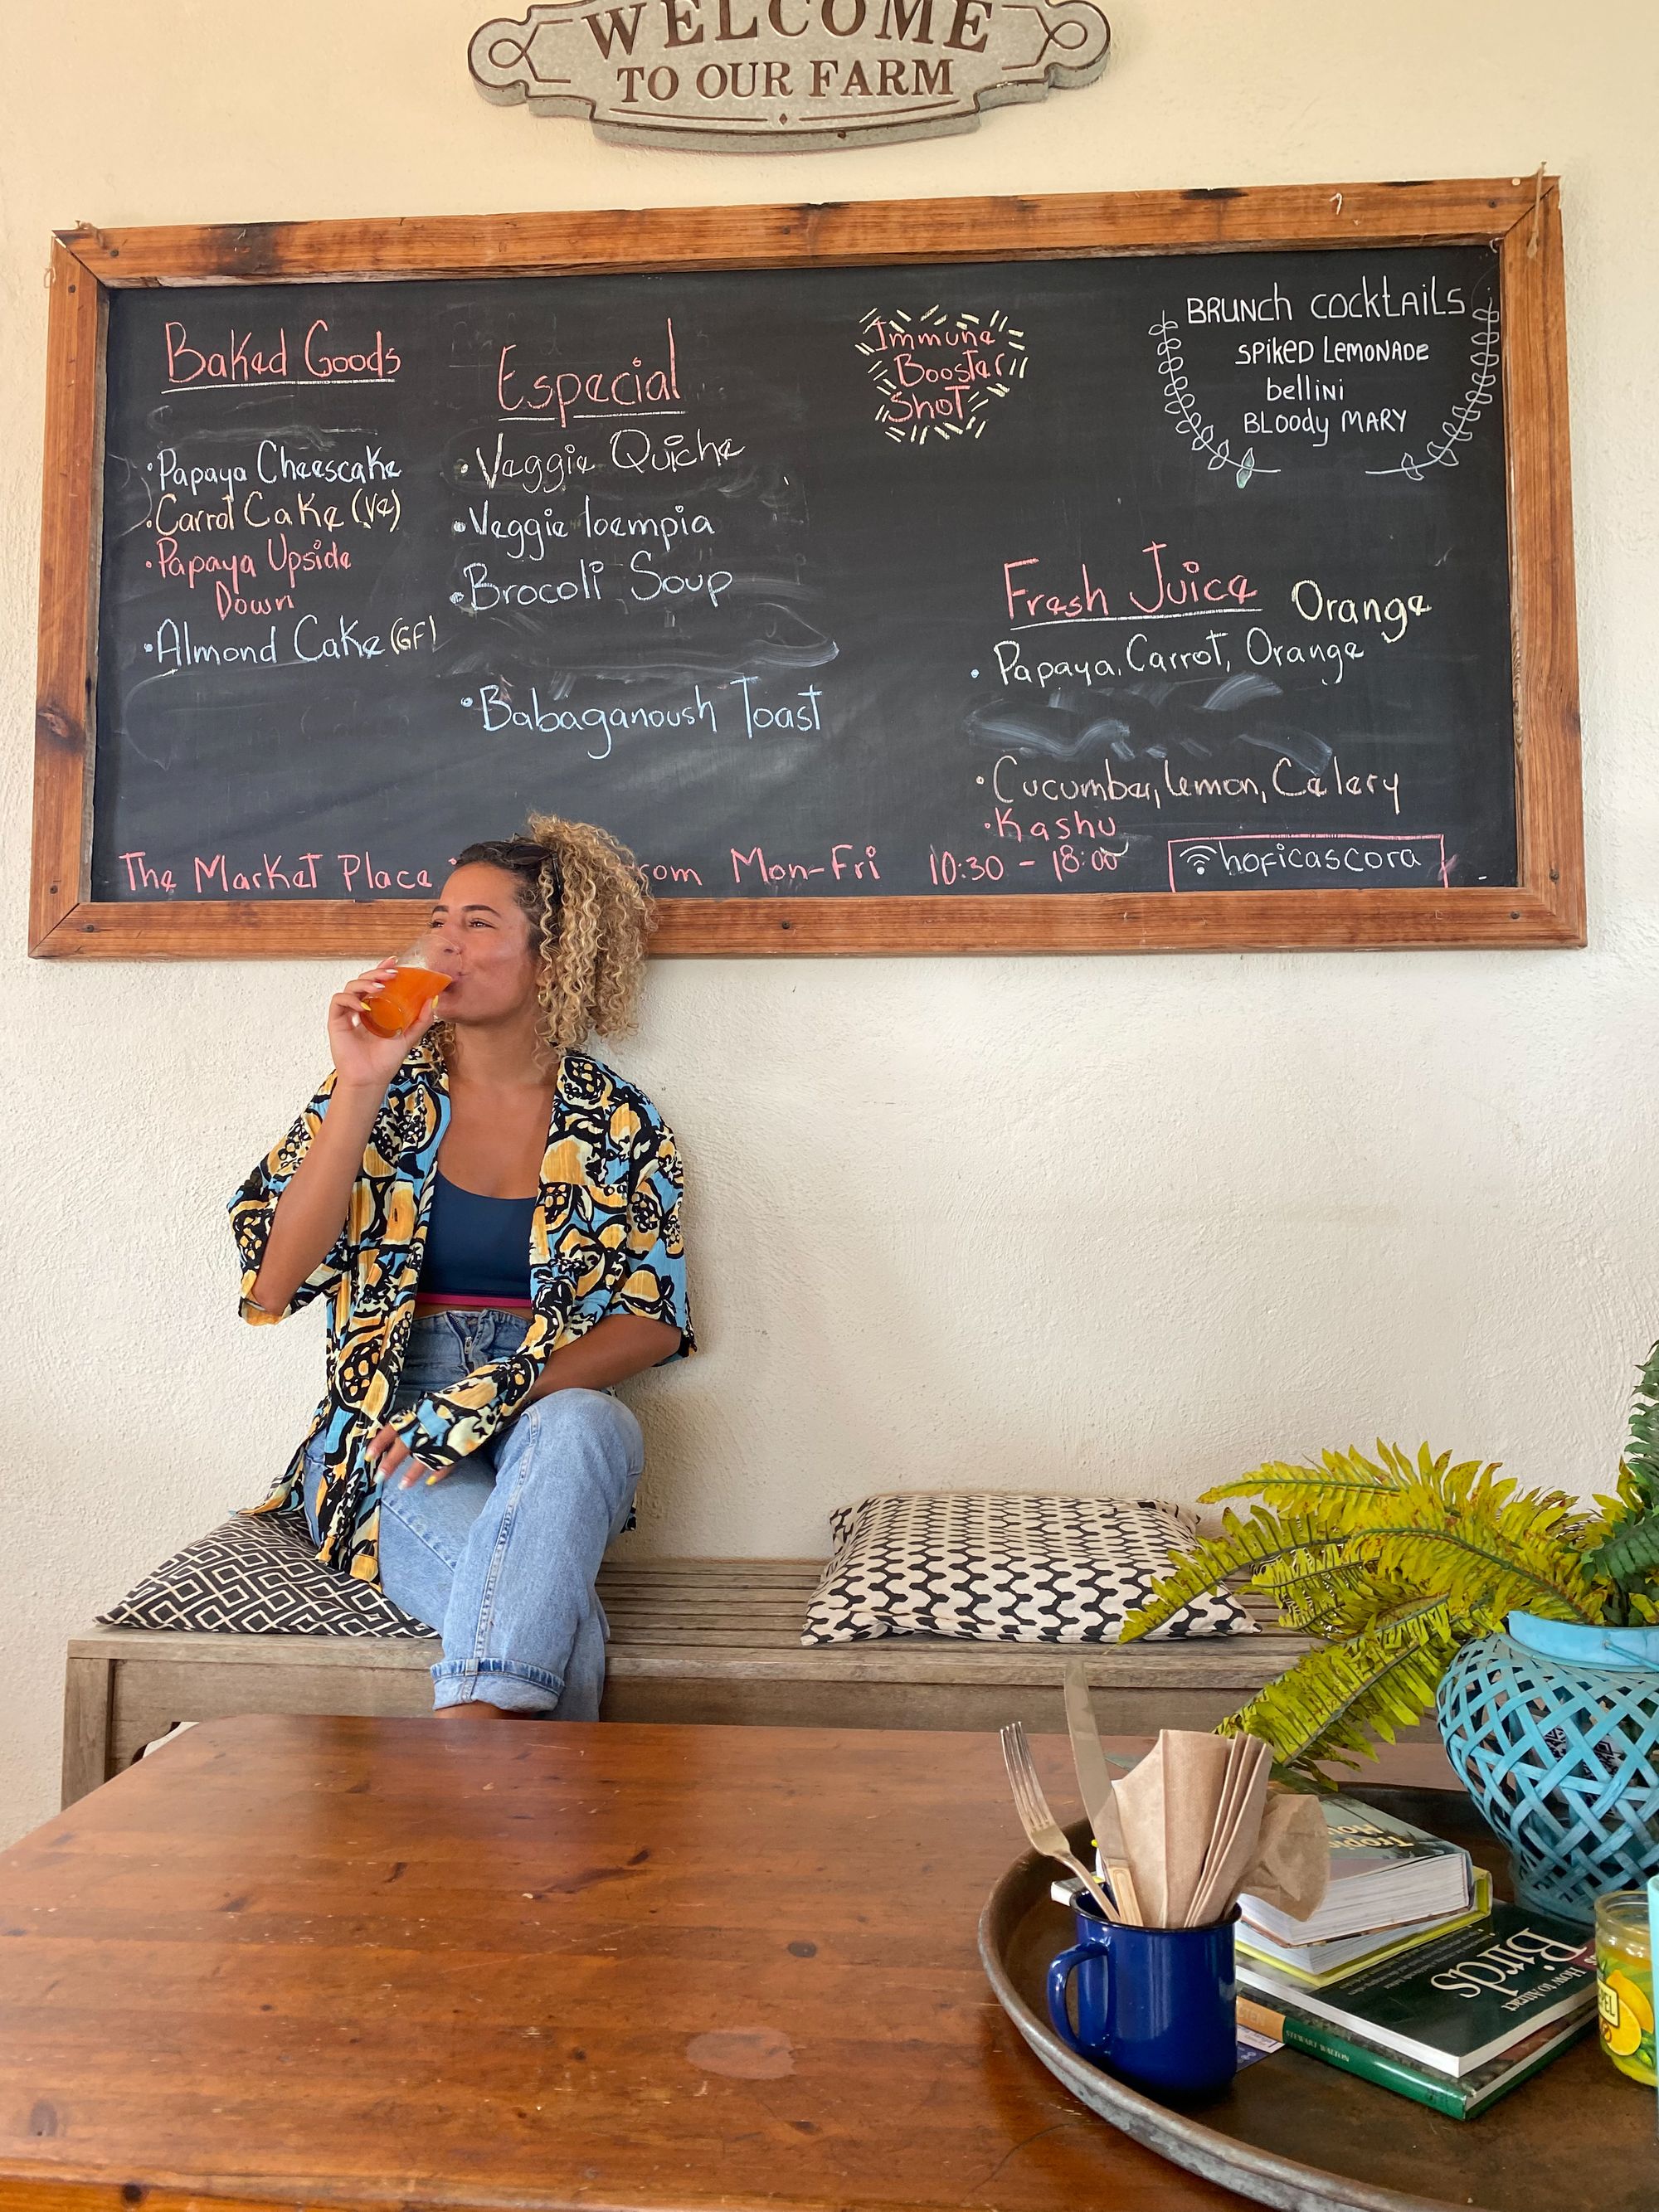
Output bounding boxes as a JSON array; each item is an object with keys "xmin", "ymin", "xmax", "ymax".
[{"xmin": 1063, "ymin": 1660, "xmax": 1145, "ymax": 1923}]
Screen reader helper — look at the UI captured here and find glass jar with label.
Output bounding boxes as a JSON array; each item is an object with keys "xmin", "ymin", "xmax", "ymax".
[{"xmin": 1595, "ymin": 1890, "xmax": 1657, "ymax": 2086}]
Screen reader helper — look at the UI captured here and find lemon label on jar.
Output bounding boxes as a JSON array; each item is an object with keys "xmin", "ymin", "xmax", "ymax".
[
  {"xmin": 1601, "ymin": 1976, "xmax": 1642, "ymax": 2058},
  {"xmin": 1613, "ymin": 1966, "xmax": 1655, "ymax": 2035},
  {"xmin": 1598, "ymin": 1964, "xmax": 1657, "ymax": 2081}
]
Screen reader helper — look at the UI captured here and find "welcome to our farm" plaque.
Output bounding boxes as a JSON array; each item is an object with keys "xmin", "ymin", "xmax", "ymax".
[{"xmin": 469, "ymin": 0, "xmax": 1112, "ymax": 153}]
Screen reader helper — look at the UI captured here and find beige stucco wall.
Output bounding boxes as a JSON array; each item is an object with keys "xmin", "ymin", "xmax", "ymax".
[{"xmin": 1, "ymin": 2, "xmax": 1649, "ymax": 1841}]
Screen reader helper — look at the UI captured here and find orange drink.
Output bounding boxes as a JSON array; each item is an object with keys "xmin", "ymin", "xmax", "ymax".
[{"xmin": 361, "ymin": 965, "xmax": 451, "ymax": 1037}]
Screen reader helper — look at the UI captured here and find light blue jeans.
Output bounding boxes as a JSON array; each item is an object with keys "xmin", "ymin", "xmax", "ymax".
[{"xmin": 304, "ymin": 1310, "xmax": 645, "ymax": 1718}]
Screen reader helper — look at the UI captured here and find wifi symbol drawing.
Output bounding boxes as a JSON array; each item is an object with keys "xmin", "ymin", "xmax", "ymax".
[{"xmin": 1180, "ymin": 843, "xmax": 1220, "ymax": 878}]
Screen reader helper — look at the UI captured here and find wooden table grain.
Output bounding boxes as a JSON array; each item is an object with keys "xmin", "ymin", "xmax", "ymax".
[{"xmin": 0, "ymin": 1717, "xmax": 1460, "ymax": 2212}]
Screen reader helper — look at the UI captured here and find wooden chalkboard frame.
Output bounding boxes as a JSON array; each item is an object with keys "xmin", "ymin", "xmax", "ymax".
[{"xmin": 29, "ymin": 180, "xmax": 1584, "ymax": 959}]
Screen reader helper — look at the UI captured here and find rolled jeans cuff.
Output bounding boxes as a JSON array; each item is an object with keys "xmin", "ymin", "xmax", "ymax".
[{"xmin": 431, "ymin": 1657, "xmax": 562, "ymax": 1715}]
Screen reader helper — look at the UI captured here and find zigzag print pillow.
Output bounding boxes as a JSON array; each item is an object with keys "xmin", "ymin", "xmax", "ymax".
[
  {"xmin": 100, "ymin": 1511, "xmax": 431, "ymax": 1638},
  {"xmin": 801, "ymin": 1490, "xmax": 1253, "ymax": 1646}
]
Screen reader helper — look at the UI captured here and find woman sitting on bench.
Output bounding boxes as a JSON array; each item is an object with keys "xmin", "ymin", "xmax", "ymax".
[{"xmin": 231, "ymin": 814, "xmax": 692, "ymax": 1721}]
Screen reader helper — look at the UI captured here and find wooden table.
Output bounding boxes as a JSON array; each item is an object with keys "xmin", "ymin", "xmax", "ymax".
[{"xmin": 0, "ymin": 1717, "xmax": 1461, "ymax": 2212}]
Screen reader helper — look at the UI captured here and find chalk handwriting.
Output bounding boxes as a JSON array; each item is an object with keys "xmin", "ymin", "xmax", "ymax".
[
  {"xmin": 856, "ymin": 305, "xmax": 1027, "ymax": 444},
  {"xmin": 498, "ymin": 322, "xmax": 680, "ymax": 426},
  {"xmin": 162, "ymin": 323, "xmax": 401, "ymax": 389}
]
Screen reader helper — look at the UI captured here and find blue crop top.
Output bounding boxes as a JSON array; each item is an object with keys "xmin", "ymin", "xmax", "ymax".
[{"xmin": 418, "ymin": 1171, "xmax": 535, "ymax": 1303}]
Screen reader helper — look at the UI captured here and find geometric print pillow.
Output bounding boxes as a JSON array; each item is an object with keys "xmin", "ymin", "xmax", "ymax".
[
  {"xmin": 800, "ymin": 1490, "xmax": 1253, "ymax": 1646},
  {"xmin": 98, "ymin": 1510, "xmax": 432, "ymax": 1638}
]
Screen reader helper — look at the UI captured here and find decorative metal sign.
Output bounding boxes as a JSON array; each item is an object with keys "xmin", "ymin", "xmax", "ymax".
[{"xmin": 469, "ymin": 0, "xmax": 1110, "ymax": 153}]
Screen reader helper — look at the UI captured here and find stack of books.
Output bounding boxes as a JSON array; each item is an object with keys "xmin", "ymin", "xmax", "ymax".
[
  {"xmin": 1237, "ymin": 1795, "xmax": 1486, "ymax": 1989},
  {"xmin": 1233, "ymin": 1796, "xmax": 1597, "ymax": 2117}
]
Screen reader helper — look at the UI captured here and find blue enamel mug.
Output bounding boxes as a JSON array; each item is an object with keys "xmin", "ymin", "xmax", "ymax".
[{"xmin": 1046, "ymin": 1901, "xmax": 1238, "ymax": 2099}]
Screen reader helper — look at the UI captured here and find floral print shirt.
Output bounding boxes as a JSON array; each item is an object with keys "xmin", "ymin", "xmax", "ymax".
[{"xmin": 231, "ymin": 1042, "xmax": 692, "ymax": 1586}]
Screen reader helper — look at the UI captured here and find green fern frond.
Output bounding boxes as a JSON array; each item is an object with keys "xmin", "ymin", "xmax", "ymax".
[
  {"xmin": 1624, "ymin": 1342, "xmax": 1659, "ymax": 1509},
  {"xmin": 1252, "ymin": 1555, "xmax": 1378, "ymax": 1635},
  {"xmin": 1219, "ymin": 1598, "xmax": 1462, "ymax": 1781},
  {"xmin": 1584, "ymin": 1343, "xmax": 1659, "ymax": 1621},
  {"xmin": 1126, "ymin": 1442, "xmax": 1603, "ymax": 1645},
  {"xmin": 1258, "ymin": 1562, "xmax": 1422, "ymax": 1640},
  {"xmin": 1202, "ymin": 1444, "xmax": 1408, "ymax": 1514},
  {"xmin": 1590, "ymin": 1463, "xmax": 1647, "ymax": 1526},
  {"xmin": 1584, "ymin": 1507, "xmax": 1659, "ymax": 1588},
  {"xmin": 1117, "ymin": 1509, "xmax": 1350, "ymax": 1642},
  {"xmin": 1331, "ymin": 1457, "xmax": 1603, "ymax": 1624},
  {"xmin": 1345, "ymin": 1529, "xmax": 1598, "ymax": 1623}
]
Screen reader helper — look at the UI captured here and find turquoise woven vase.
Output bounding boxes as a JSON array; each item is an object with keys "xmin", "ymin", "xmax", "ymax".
[{"xmin": 1437, "ymin": 1612, "xmax": 1659, "ymax": 1927}]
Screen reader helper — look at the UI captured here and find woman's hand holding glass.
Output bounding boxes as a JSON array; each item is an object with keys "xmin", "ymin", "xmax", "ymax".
[{"xmin": 328, "ymin": 957, "xmax": 445, "ymax": 1090}]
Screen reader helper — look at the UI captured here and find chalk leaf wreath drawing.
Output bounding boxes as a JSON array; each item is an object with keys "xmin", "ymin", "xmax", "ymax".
[
  {"xmin": 1149, "ymin": 313, "xmax": 1277, "ymax": 489},
  {"xmin": 1367, "ymin": 299, "xmax": 1501, "ymax": 481}
]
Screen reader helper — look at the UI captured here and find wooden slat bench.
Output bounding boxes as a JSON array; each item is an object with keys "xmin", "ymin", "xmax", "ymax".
[{"xmin": 62, "ymin": 1558, "xmax": 1313, "ymax": 1806}]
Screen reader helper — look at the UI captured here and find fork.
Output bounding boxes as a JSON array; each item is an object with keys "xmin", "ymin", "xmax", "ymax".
[{"xmin": 1000, "ymin": 1722, "xmax": 1120, "ymax": 1922}]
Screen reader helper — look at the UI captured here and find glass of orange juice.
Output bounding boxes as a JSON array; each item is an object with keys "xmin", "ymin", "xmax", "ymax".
[{"xmin": 360, "ymin": 952, "xmax": 452, "ymax": 1038}]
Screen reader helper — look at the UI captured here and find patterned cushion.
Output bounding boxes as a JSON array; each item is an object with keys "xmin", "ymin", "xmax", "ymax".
[
  {"xmin": 800, "ymin": 1491, "xmax": 1254, "ymax": 1646},
  {"xmin": 98, "ymin": 1511, "xmax": 431, "ymax": 1638}
]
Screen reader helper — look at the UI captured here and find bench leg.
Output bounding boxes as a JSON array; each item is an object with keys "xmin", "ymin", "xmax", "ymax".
[{"xmin": 61, "ymin": 1650, "xmax": 116, "ymax": 1806}]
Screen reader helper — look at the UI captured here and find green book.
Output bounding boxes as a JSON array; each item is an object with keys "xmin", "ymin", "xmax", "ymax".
[
  {"xmin": 1250, "ymin": 1998, "xmax": 1593, "ymax": 2119},
  {"xmin": 1237, "ymin": 1902, "xmax": 1595, "ymax": 2077}
]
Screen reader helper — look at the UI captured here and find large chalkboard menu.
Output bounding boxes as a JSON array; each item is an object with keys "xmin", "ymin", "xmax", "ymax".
[{"xmin": 31, "ymin": 185, "xmax": 1584, "ymax": 956}]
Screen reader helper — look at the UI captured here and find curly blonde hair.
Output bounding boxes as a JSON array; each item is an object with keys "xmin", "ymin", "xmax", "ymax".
[{"xmin": 451, "ymin": 815, "xmax": 654, "ymax": 1060}]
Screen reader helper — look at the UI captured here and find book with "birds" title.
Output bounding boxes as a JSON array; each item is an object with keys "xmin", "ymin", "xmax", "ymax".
[{"xmin": 1235, "ymin": 1900, "xmax": 1595, "ymax": 2077}]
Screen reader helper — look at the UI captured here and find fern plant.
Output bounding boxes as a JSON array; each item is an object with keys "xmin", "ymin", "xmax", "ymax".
[
  {"xmin": 1583, "ymin": 1339, "xmax": 1659, "ymax": 1620},
  {"xmin": 1121, "ymin": 1430, "xmax": 1659, "ymax": 1785}
]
